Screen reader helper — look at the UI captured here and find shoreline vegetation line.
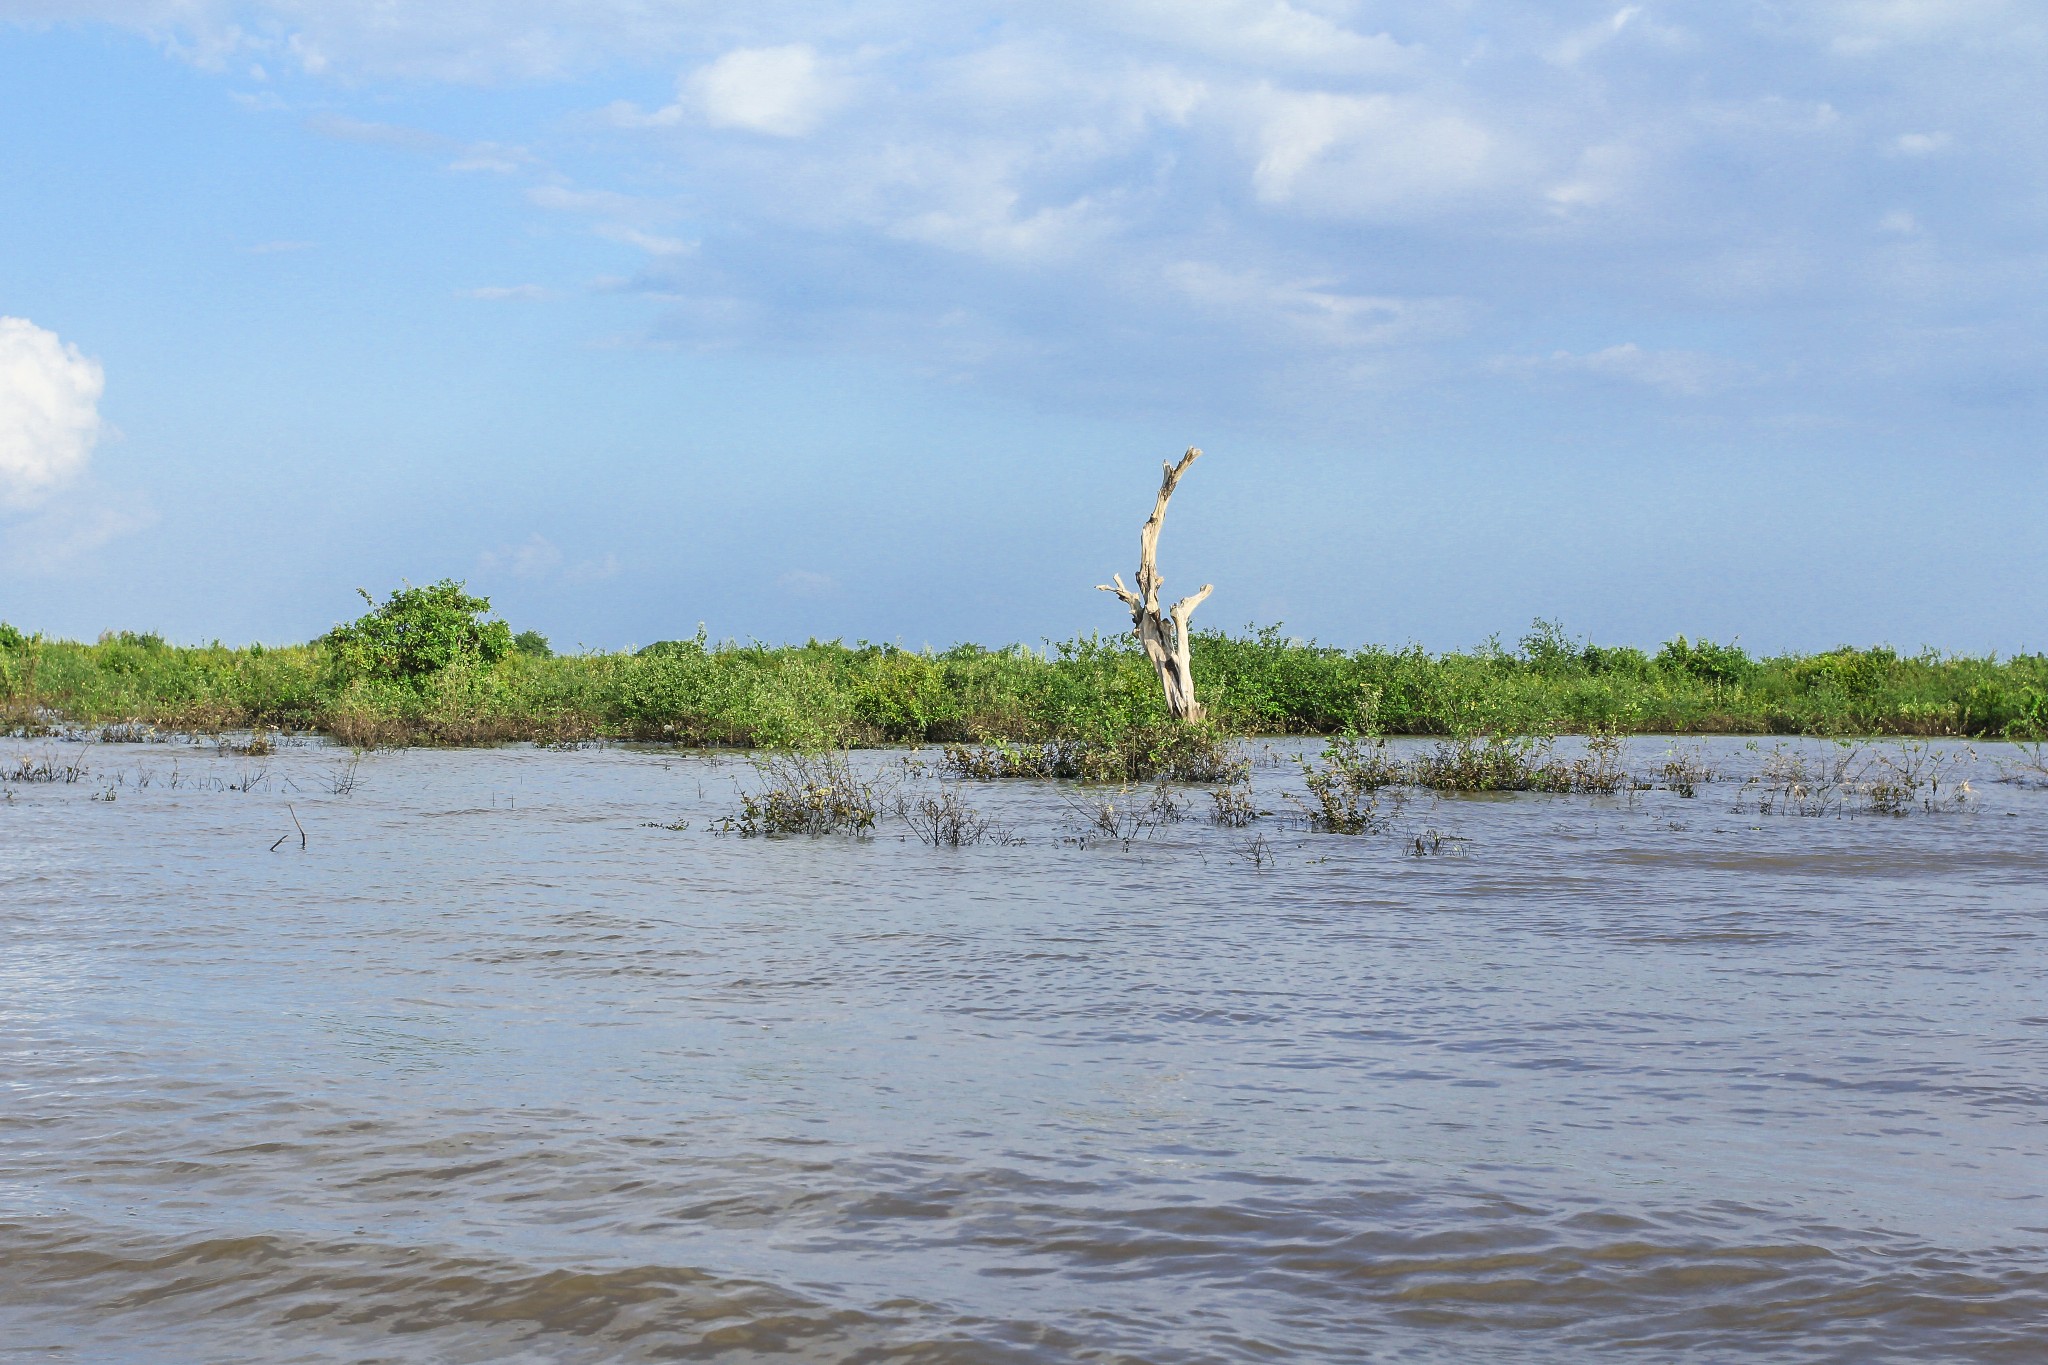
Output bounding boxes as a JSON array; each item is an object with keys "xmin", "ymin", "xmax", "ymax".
[{"xmin": 3, "ymin": 584, "xmax": 2044, "ymax": 754}]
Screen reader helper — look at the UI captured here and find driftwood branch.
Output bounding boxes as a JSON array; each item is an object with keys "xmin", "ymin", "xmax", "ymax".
[{"xmin": 1097, "ymin": 447, "xmax": 1211, "ymax": 721}]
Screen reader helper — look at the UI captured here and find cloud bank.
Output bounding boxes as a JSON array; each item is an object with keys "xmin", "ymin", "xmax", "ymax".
[{"xmin": 8, "ymin": 1, "xmax": 2045, "ymax": 436}]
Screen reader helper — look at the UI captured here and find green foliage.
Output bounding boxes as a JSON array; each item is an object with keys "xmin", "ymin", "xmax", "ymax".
[
  {"xmin": 322, "ymin": 581, "xmax": 513, "ymax": 684},
  {"xmin": 1518, "ymin": 618, "xmax": 1582, "ymax": 676},
  {"xmin": 11, "ymin": 609, "xmax": 2048, "ymax": 749},
  {"xmin": 0, "ymin": 622, "xmax": 24, "ymax": 649},
  {"xmin": 1581, "ymin": 644, "xmax": 1651, "ymax": 678},
  {"xmin": 1790, "ymin": 646, "xmax": 1898, "ymax": 697},
  {"xmin": 1656, "ymin": 635, "xmax": 1756, "ymax": 687},
  {"xmin": 512, "ymin": 630, "xmax": 553, "ymax": 659},
  {"xmin": 849, "ymin": 648, "xmax": 955, "ymax": 739}
]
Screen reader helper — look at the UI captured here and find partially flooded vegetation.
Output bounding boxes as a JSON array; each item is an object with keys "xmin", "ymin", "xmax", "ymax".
[
  {"xmin": 9, "ymin": 590, "xmax": 2034, "ymax": 856},
  {"xmin": 687, "ymin": 729, "xmax": 2004, "ymax": 850},
  {"xmin": 6, "ymin": 598, "xmax": 2048, "ymax": 752}
]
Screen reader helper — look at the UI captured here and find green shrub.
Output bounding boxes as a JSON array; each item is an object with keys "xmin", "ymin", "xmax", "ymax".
[
  {"xmin": 1790, "ymin": 646, "xmax": 1898, "ymax": 698},
  {"xmin": 322, "ymin": 581, "xmax": 513, "ymax": 683},
  {"xmin": 1656, "ymin": 635, "xmax": 1755, "ymax": 687}
]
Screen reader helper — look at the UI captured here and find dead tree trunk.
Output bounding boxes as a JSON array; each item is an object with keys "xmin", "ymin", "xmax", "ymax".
[{"xmin": 1097, "ymin": 447, "xmax": 1214, "ymax": 722}]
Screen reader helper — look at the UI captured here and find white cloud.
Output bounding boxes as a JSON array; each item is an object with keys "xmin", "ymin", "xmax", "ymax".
[
  {"xmin": 1548, "ymin": 6, "xmax": 1642, "ymax": 66},
  {"xmin": 594, "ymin": 224, "xmax": 696, "ymax": 256},
  {"xmin": 1499, "ymin": 344, "xmax": 1752, "ymax": 397},
  {"xmin": 689, "ymin": 45, "xmax": 845, "ymax": 138},
  {"xmin": 0, "ymin": 317, "xmax": 104, "ymax": 508},
  {"xmin": 1892, "ymin": 131, "xmax": 1951, "ymax": 156},
  {"xmin": 1, "ymin": 489, "xmax": 157, "ymax": 575},
  {"xmin": 479, "ymin": 533, "xmax": 621, "ymax": 583},
  {"xmin": 1089, "ymin": 0, "xmax": 1416, "ymax": 75},
  {"xmin": 778, "ymin": 568, "xmax": 837, "ymax": 597},
  {"xmin": 1166, "ymin": 262, "xmax": 1467, "ymax": 349},
  {"xmin": 448, "ymin": 142, "xmax": 532, "ymax": 173},
  {"xmin": 1822, "ymin": 0, "xmax": 2027, "ymax": 54},
  {"xmin": 525, "ymin": 183, "xmax": 693, "ymax": 257},
  {"xmin": 479, "ymin": 532, "xmax": 564, "ymax": 579},
  {"xmin": 566, "ymin": 552, "xmax": 621, "ymax": 584},
  {"xmin": 1545, "ymin": 141, "xmax": 1639, "ymax": 213},
  {"xmin": 1240, "ymin": 86, "xmax": 1508, "ymax": 218},
  {"xmin": 526, "ymin": 184, "xmax": 648, "ymax": 216}
]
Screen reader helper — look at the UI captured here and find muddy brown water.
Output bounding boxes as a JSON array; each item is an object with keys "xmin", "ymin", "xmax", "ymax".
[{"xmin": 2, "ymin": 736, "xmax": 2045, "ymax": 1363}]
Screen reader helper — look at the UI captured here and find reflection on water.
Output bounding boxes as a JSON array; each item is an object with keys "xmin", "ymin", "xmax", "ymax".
[{"xmin": 2, "ymin": 736, "xmax": 2045, "ymax": 1362}]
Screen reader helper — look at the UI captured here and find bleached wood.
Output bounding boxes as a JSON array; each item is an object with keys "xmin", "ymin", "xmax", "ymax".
[{"xmin": 1096, "ymin": 447, "xmax": 1213, "ymax": 721}]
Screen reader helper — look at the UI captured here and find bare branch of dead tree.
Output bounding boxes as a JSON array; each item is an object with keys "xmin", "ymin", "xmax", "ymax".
[{"xmin": 1096, "ymin": 447, "xmax": 1213, "ymax": 721}]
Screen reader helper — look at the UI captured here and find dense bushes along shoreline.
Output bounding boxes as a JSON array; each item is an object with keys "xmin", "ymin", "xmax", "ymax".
[{"xmin": 3, "ymin": 585, "xmax": 2043, "ymax": 751}]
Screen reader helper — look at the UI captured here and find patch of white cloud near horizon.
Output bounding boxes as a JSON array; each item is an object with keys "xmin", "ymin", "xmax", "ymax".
[
  {"xmin": 0, "ymin": 317, "xmax": 104, "ymax": 509},
  {"xmin": 1498, "ymin": 344, "xmax": 1751, "ymax": 397},
  {"xmin": 566, "ymin": 552, "xmax": 620, "ymax": 584},
  {"xmin": 777, "ymin": 569, "xmax": 837, "ymax": 598},
  {"xmin": 478, "ymin": 533, "xmax": 621, "ymax": 584},
  {"xmin": 1165, "ymin": 262, "xmax": 1468, "ymax": 349},
  {"xmin": 1, "ymin": 491, "xmax": 157, "ymax": 576},
  {"xmin": 480, "ymin": 532, "xmax": 562, "ymax": 579}
]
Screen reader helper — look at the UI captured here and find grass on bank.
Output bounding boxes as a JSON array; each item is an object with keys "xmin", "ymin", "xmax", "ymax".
[{"xmin": 4, "ymin": 591, "xmax": 2047, "ymax": 756}]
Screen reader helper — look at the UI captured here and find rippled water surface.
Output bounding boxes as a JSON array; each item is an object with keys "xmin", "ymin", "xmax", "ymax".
[{"xmin": 4, "ymin": 736, "xmax": 2046, "ymax": 1363}]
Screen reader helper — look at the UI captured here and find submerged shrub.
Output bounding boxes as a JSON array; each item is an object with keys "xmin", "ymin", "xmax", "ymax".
[
  {"xmin": 1994, "ymin": 741, "xmax": 2048, "ymax": 788},
  {"xmin": 1528, "ymin": 729, "xmax": 1635, "ymax": 795},
  {"xmin": 1209, "ymin": 780, "xmax": 1260, "ymax": 827},
  {"xmin": 1413, "ymin": 733, "xmax": 1549, "ymax": 792},
  {"xmin": 1292, "ymin": 735, "xmax": 1406, "ymax": 833},
  {"xmin": 722, "ymin": 752, "xmax": 880, "ymax": 837},
  {"xmin": 896, "ymin": 786, "xmax": 1016, "ymax": 846},
  {"xmin": 1062, "ymin": 782, "xmax": 1186, "ymax": 845},
  {"xmin": 1862, "ymin": 740, "xmax": 1974, "ymax": 814},
  {"xmin": 941, "ymin": 720, "xmax": 1241, "ymax": 784},
  {"xmin": 1734, "ymin": 740, "xmax": 1970, "ymax": 817},
  {"xmin": 322, "ymin": 581, "xmax": 513, "ymax": 683},
  {"xmin": 1658, "ymin": 744, "xmax": 1718, "ymax": 798},
  {"xmin": 4, "ymin": 755, "xmax": 87, "ymax": 783}
]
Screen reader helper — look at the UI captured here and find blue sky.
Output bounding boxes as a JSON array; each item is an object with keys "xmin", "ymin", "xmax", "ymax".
[{"xmin": 0, "ymin": 2, "xmax": 2042, "ymax": 653}]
